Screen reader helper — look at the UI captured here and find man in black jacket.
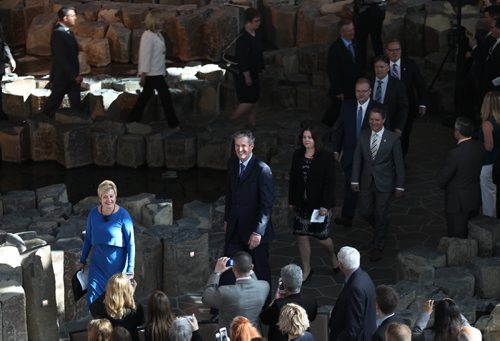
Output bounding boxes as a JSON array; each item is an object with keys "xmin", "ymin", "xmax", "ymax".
[
  {"xmin": 42, "ymin": 6, "xmax": 82, "ymax": 118},
  {"xmin": 373, "ymin": 285, "xmax": 404, "ymax": 341}
]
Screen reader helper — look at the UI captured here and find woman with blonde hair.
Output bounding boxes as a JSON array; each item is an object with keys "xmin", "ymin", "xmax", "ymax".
[
  {"xmin": 104, "ymin": 273, "xmax": 144, "ymax": 341},
  {"xmin": 479, "ymin": 91, "xmax": 500, "ymax": 217},
  {"xmin": 230, "ymin": 316, "xmax": 261, "ymax": 341},
  {"xmin": 78, "ymin": 180, "xmax": 136, "ymax": 317},
  {"xmin": 278, "ymin": 303, "xmax": 314, "ymax": 340},
  {"xmin": 128, "ymin": 9, "xmax": 179, "ymax": 132},
  {"xmin": 87, "ymin": 318, "xmax": 113, "ymax": 341}
]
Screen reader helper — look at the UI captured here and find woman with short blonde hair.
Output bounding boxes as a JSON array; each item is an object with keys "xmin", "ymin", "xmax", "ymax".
[{"xmin": 278, "ymin": 303, "xmax": 313, "ymax": 340}]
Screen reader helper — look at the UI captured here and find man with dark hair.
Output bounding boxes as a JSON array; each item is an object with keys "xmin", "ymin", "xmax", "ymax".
[
  {"xmin": 333, "ymin": 78, "xmax": 382, "ymax": 227},
  {"xmin": 260, "ymin": 264, "xmax": 317, "ymax": 341},
  {"xmin": 437, "ymin": 117, "xmax": 485, "ymax": 238},
  {"xmin": 385, "ymin": 39, "xmax": 426, "ymax": 158},
  {"xmin": 373, "ymin": 285, "xmax": 403, "ymax": 340},
  {"xmin": 372, "ymin": 55, "xmax": 408, "ymax": 137},
  {"xmin": 351, "ymin": 108, "xmax": 405, "ymax": 261},
  {"xmin": 324, "ymin": 19, "xmax": 363, "ymax": 127},
  {"xmin": 42, "ymin": 6, "xmax": 82, "ymax": 118},
  {"xmin": 202, "ymin": 252, "xmax": 270, "ymax": 332}
]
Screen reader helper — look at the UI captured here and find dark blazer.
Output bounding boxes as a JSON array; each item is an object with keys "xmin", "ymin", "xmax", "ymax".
[
  {"xmin": 333, "ymin": 98, "xmax": 383, "ymax": 169},
  {"xmin": 481, "ymin": 40, "xmax": 500, "ymax": 95},
  {"xmin": 327, "ymin": 38, "xmax": 362, "ymax": 99},
  {"xmin": 437, "ymin": 139, "xmax": 484, "ymax": 214},
  {"xmin": 260, "ymin": 292, "xmax": 318, "ymax": 341},
  {"xmin": 373, "ymin": 76, "xmax": 408, "ymax": 132},
  {"xmin": 105, "ymin": 304, "xmax": 145, "ymax": 341},
  {"xmin": 225, "ymin": 154, "xmax": 274, "ymax": 243},
  {"xmin": 50, "ymin": 24, "xmax": 79, "ymax": 84},
  {"xmin": 329, "ymin": 268, "xmax": 377, "ymax": 340},
  {"xmin": 288, "ymin": 149, "xmax": 336, "ymax": 212},
  {"xmin": 351, "ymin": 128, "xmax": 405, "ymax": 192},
  {"xmin": 372, "ymin": 314, "xmax": 405, "ymax": 341},
  {"xmin": 399, "ymin": 58, "xmax": 426, "ymax": 114}
]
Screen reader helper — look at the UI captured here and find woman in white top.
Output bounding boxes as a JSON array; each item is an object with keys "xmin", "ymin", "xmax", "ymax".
[
  {"xmin": 0, "ymin": 21, "xmax": 16, "ymax": 120},
  {"xmin": 128, "ymin": 10, "xmax": 179, "ymax": 130}
]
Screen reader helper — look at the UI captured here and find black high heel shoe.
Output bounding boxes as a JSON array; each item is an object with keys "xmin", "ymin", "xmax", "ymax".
[{"xmin": 302, "ymin": 269, "xmax": 313, "ymax": 283}]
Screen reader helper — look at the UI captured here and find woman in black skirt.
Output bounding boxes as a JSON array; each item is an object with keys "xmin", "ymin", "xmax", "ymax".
[
  {"xmin": 289, "ymin": 123, "xmax": 339, "ymax": 282},
  {"xmin": 230, "ymin": 8, "xmax": 264, "ymax": 129}
]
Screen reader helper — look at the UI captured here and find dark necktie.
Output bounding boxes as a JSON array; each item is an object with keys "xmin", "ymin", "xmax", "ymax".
[
  {"xmin": 356, "ymin": 106, "xmax": 363, "ymax": 138},
  {"xmin": 371, "ymin": 133, "xmax": 379, "ymax": 159},
  {"xmin": 347, "ymin": 42, "xmax": 355, "ymax": 62},
  {"xmin": 239, "ymin": 163, "xmax": 246, "ymax": 177},
  {"xmin": 375, "ymin": 80, "xmax": 383, "ymax": 103},
  {"xmin": 391, "ymin": 64, "xmax": 399, "ymax": 79}
]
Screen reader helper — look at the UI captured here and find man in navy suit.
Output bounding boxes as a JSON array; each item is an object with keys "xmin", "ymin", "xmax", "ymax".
[
  {"xmin": 223, "ymin": 130, "xmax": 274, "ymax": 285},
  {"xmin": 324, "ymin": 19, "xmax": 362, "ymax": 127},
  {"xmin": 42, "ymin": 6, "xmax": 82, "ymax": 118},
  {"xmin": 333, "ymin": 78, "xmax": 382, "ymax": 227},
  {"xmin": 385, "ymin": 39, "xmax": 426, "ymax": 158},
  {"xmin": 329, "ymin": 246, "xmax": 376, "ymax": 340},
  {"xmin": 351, "ymin": 107, "xmax": 405, "ymax": 261},
  {"xmin": 372, "ymin": 55, "xmax": 408, "ymax": 137}
]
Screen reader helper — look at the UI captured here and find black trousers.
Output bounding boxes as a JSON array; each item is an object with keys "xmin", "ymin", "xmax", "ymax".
[
  {"xmin": 446, "ymin": 213, "xmax": 474, "ymax": 238},
  {"xmin": 42, "ymin": 79, "xmax": 81, "ymax": 118},
  {"xmin": 341, "ymin": 166, "xmax": 358, "ymax": 218},
  {"xmin": 128, "ymin": 75, "xmax": 179, "ymax": 128},
  {"xmin": 401, "ymin": 111, "xmax": 415, "ymax": 157},
  {"xmin": 356, "ymin": 5, "xmax": 386, "ymax": 69}
]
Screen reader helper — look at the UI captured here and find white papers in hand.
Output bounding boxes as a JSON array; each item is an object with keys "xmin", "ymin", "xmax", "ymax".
[
  {"xmin": 77, "ymin": 269, "xmax": 89, "ymax": 291},
  {"xmin": 310, "ymin": 209, "xmax": 326, "ymax": 223}
]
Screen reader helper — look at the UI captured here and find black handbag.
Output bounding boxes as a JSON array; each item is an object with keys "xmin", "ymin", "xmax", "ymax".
[
  {"xmin": 220, "ymin": 33, "xmax": 242, "ymax": 74},
  {"xmin": 71, "ymin": 269, "xmax": 88, "ymax": 302}
]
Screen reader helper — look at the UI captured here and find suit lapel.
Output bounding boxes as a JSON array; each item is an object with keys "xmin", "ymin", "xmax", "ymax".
[
  {"xmin": 375, "ymin": 130, "xmax": 390, "ymax": 159},
  {"xmin": 239, "ymin": 156, "xmax": 256, "ymax": 183}
]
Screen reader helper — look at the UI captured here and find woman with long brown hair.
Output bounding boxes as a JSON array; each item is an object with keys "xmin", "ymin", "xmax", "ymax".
[{"xmin": 145, "ymin": 290, "xmax": 175, "ymax": 340}]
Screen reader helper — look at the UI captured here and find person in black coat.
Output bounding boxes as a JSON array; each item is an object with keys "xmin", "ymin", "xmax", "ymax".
[
  {"xmin": 0, "ymin": 21, "xmax": 16, "ymax": 120},
  {"xmin": 385, "ymin": 39, "xmax": 426, "ymax": 158},
  {"xmin": 260, "ymin": 264, "xmax": 317, "ymax": 341},
  {"xmin": 289, "ymin": 123, "xmax": 339, "ymax": 282},
  {"xmin": 480, "ymin": 16, "xmax": 500, "ymax": 98},
  {"xmin": 324, "ymin": 19, "xmax": 363, "ymax": 127},
  {"xmin": 41, "ymin": 6, "xmax": 81, "ymax": 118},
  {"xmin": 437, "ymin": 117, "xmax": 485, "ymax": 238},
  {"xmin": 373, "ymin": 285, "xmax": 404, "ymax": 341}
]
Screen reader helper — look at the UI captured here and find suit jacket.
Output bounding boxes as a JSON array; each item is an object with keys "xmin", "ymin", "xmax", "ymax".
[
  {"xmin": 333, "ymin": 98, "xmax": 383, "ymax": 169},
  {"xmin": 260, "ymin": 292, "xmax": 318, "ymax": 341},
  {"xmin": 372, "ymin": 314, "xmax": 405, "ymax": 341},
  {"xmin": 225, "ymin": 154, "xmax": 274, "ymax": 243},
  {"xmin": 437, "ymin": 139, "xmax": 484, "ymax": 214},
  {"xmin": 327, "ymin": 38, "xmax": 362, "ymax": 99},
  {"xmin": 329, "ymin": 268, "xmax": 377, "ymax": 340},
  {"xmin": 399, "ymin": 58, "xmax": 426, "ymax": 116},
  {"xmin": 373, "ymin": 76, "xmax": 408, "ymax": 132},
  {"xmin": 482, "ymin": 39, "xmax": 500, "ymax": 94},
  {"xmin": 50, "ymin": 24, "xmax": 79, "ymax": 84},
  {"xmin": 202, "ymin": 272, "xmax": 270, "ymax": 331},
  {"xmin": 288, "ymin": 149, "xmax": 336, "ymax": 212},
  {"xmin": 351, "ymin": 129, "xmax": 405, "ymax": 192}
]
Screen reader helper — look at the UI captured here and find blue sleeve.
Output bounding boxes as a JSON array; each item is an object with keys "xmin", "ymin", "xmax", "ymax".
[
  {"xmin": 80, "ymin": 210, "xmax": 93, "ymax": 264},
  {"xmin": 122, "ymin": 209, "xmax": 135, "ymax": 273}
]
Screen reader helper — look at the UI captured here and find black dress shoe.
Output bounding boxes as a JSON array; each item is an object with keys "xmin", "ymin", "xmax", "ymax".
[
  {"xmin": 369, "ymin": 248, "xmax": 383, "ymax": 262},
  {"xmin": 334, "ymin": 216, "xmax": 353, "ymax": 227},
  {"xmin": 302, "ymin": 269, "xmax": 313, "ymax": 283}
]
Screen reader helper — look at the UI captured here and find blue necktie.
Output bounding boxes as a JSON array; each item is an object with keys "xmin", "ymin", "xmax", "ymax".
[
  {"xmin": 239, "ymin": 163, "xmax": 246, "ymax": 177},
  {"xmin": 348, "ymin": 42, "xmax": 355, "ymax": 62},
  {"xmin": 391, "ymin": 64, "xmax": 399, "ymax": 79},
  {"xmin": 375, "ymin": 80, "xmax": 383, "ymax": 103},
  {"xmin": 356, "ymin": 106, "xmax": 363, "ymax": 138}
]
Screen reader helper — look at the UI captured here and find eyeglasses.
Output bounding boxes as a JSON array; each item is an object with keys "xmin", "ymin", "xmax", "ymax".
[{"xmin": 386, "ymin": 48, "xmax": 401, "ymax": 52}]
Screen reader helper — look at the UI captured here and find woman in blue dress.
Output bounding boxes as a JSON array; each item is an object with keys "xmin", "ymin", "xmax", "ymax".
[{"xmin": 78, "ymin": 180, "xmax": 135, "ymax": 316}]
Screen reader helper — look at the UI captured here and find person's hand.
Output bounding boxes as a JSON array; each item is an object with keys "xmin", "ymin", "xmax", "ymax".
[
  {"xmin": 319, "ymin": 207, "xmax": 328, "ymax": 216},
  {"xmin": 394, "ymin": 128, "xmax": 402, "ymax": 137},
  {"xmin": 423, "ymin": 300, "xmax": 434, "ymax": 314},
  {"xmin": 75, "ymin": 75, "xmax": 83, "ymax": 84},
  {"xmin": 394, "ymin": 189, "xmax": 404, "ymax": 198},
  {"xmin": 139, "ymin": 73, "xmax": 146, "ymax": 87},
  {"xmin": 76, "ymin": 262, "xmax": 85, "ymax": 271},
  {"xmin": 419, "ymin": 106, "xmax": 426, "ymax": 116},
  {"xmin": 248, "ymin": 232, "xmax": 261, "ymax": 250},
  {"xmin": 351, "ymin": 184, "xmax": 360, "ymax": 192},
  {"xmin": 335, "ymin": 93, "xmax": 345, "ymax": 101},
  {"xmin": 188, "ymin": 314, "xmax": 199, "ymax": 331},
  {"xmin": 245, "ymin": 74, "xmax": 252, "ymax": 86},
  {"xmin": 214, "ymin": 257, "xmax": 232, "ymax": 273},
  {"xmin": 9, "ymin": 59, "xmax": 16, "ymax": 71}
]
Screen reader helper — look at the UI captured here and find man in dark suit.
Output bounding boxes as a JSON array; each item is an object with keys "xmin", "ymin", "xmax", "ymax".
[
  {"xmin": 437, "ymin": 117, "xmax": 485, "ymax": 238},
  {"xmin": 324, "ymin": 19, "xmax": 362, "ymax": 127},
  {"xmin": 260, "ymin": 264, "xmax": 317, "ymax": 341},
  {"xmin": 202, "ymin": 251, "xmax": 270, "ymax": 332},
  {"xmin": 354, "ymin": 0, "xmax": 386, "ymax": 69},
  {"xmin": 42, "ymin": 6, "xmax": 82, "ymax": 118},
  {"xmin": 333, "ymin": 78, "xmax": 382, "ymax": 227},
  {"xmin": 373, "ymin": 285, "xmax": 403, "ymax": 341},
  {"xmin": 385, "ymin": 39, "xmax": 426, "ymax": 158},
  {"xmin": 329, "ymin": 246, "xmax": 376, "ymax": 340},
  {"xmin": 223, "ymin": 130, "xmax": 274, "ymax": 285},
  {"xmin": 351, "ymin": 107, "xmax": 405, "ymax": 261},
  {"xmin": 372, "ymin": 55, "xmax": 408, "ymax": 137},
  {"xmin": 480, "ymin": 16, "xmax": 500, "ymax": 97}
]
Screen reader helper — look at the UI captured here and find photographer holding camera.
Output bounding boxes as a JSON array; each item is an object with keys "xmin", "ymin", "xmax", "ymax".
[{"xmin": 260, "ymin": 264, "xmax": 317, "ymax": 341}]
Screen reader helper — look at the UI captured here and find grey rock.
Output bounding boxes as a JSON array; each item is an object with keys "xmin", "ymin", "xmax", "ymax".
[
  {"xmin": 0, "ymin": 280, "xmax": 28, "ymax": 341},
  {"xmin": 468, "ymin": 216, "xmax": 500, "ymax": 257},
  {"xmin": 438, "ymin": 237, "xmax": 478, "ymax": 266},
  {"xmin": 15, "ymin": 231, "xmax": 37, "ymax": 241},
  {"xmin": 120, "ymin": 193, "xmax": 156, "ymax": 223},
  {"xmin": 397, "ymin": 247, "xmax": 440, "ymax": 285},
  {"xmin": 471, "ymin": 257, "xmax": 500, "ymax": 299},
  {"xmin": 50, "ymin": 251, "xmax": 65, "ymax": 327},
  {"xmin": 92, "ymin": 132, "xmax": 118, "ymax": 166},
  {"xmin": 434, "ymin": 267, "xmax": 475, "ymax": 298},
  {"xmin": 73, "ymin": 196, "xmax": 99, "ymax": 216},
  {"xmin": 0, "ymin": 246, "xmax": 22, "ymax": 284},
  {"xmin": 2, "ymin": 190, "xmax": 36, "ymax": 214},
  {"xmin": 27, "ymin": 117, "xmax": 58, "ymax": 161},
  {"xmin": 35, "ymin": 184, "xmax": 69, "ymax": 208},
  {"xmin": 212, "ymin": 196, "xmax": 225, "ymax": 232},
  {"xmin": 39, "ymin": 203, "xmax": 73, "ymax": 218},
  {"xmin": 134, "ymin": 232, "xmax": 162, "ymax": 301},
  {"xmin": 56, "ymin": 124, "xmax": 93, "ymax": 169},
  {"xmin": 196, "ymin": 133, "xmax": 231, "ymax": 170},
  {"xmin": 183, "ymin": 200, "xmax": 213, "ymax": 230},
  {"xmin": 141, "ymin": 200, "xmax": 173, "ymax": 227},
  {"xmin": 53, "ymin": 238, "xmax": 84, "ymax": 251},
  {"xmin": 0, "ymin": 126, "xmax": 30, "ymax": 163},
  {"xmin": 164, "ymin": 134, "xmax": 197, "ymax": 170},
  {"xmin": 0, "ymin": 215, "xmax": 32, "ymax": 234},
  {"xmin": 393, "ymin": 280, "xmax": 441, "ymax": 311},
  {"xmin": 56, "ymin": 222, "xmax": 84, "ymax": 240},
  {"xmin": 24, "ymin": 239, "xmax": 48, "ymax": 251},
  {"xmin": 0, "ymin": 233, "xmax": 27, "ymax": 254},
  {"xmin": 146, "ymin": 133, "xmax": 165, "ymax": 167},
  {"xmin": 116, "ymin": 134, "xmax": 146, "ymax": 168}
]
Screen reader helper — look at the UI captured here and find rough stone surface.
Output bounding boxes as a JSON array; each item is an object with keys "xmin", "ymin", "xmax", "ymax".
[
  {"xmin": 0, "ymin": 126, "xmax": 30, "ymax": 163},
  {"xmin": 35, "ymin": 183, "xmax": 68, "ymax": 209},
  {"xmin": 0, "ymin": 246, "xmax": 23, "ymax": 284},
  {"xmin": 472, "ymin": 257, "xmax": 500, "ymax": 299},
  {"xmin": 196, "ymin": 133, "xmax": 231, "ymax": 170},
  {"xmin": 438, "ymin": 237, "xmax": 478, "ymax": 266},
  {"xmin": 25, "ymin": 12, "xmax": 57, "ymax": 56},
  {"xmin": 92, "ymin": 132, "xmax": 118, "ymax": 166},
  {"xmin": 164, "ymin": 134, "xmax": 197, "ymax": 170},
  {"xmin": 86, "ymin": 38, "xmax": 111, "ymax": 67},
  {"xmin": 134, "ymin": 232, "xmax": 162, "ymax": 300},
  {"xmin": 27, "ymin": 117, "xmax": 57, "ymax": 161},
  {"xmin": 468, "ymin": 216, "xmax": 500, "ymax": 257},
  {"xmin": 146, "ymin": 133, "xmax": 165, "ymax": 167},
  {"xmin": 183, "ymin": 200, "xmax": 213, "ymax": 230},
  {"xmin": 141, "ymin": 200, "xmax": 173, "ymax": 227},
  {"xmin": 73, "ymin": 196, "xmax": 99, "ymax": 216},
  {"xmin": 116, "ymin": 134, "xmax": 146, "ymax": 168},
  {"xmin": 0, "ymin": 280, "xmax": 28, "ymax": 341},
  {"xmin": 397, "ymin": 247, "xmax": 442, "ymax": 285},
  {"xmin": 120, "ymin": 193, "xmax": 156, "ymax": 223},
  {"xmin": 2, "ymin": 190, "xmax": 36, "ymax": 215},
  {"xmin": 106, "ymin": 22, "xmax": 131, "ymax": 63},
  {"xmin": 56, "ymin": 124, "xmax": 93, "ymax": 169},
  {"xmin": 20, "ymin": 245, "xmax": 59, "ymax": 341},
  {"xmin": 434, "ymin": 267, "xmax": 475, "ymax": 298}
]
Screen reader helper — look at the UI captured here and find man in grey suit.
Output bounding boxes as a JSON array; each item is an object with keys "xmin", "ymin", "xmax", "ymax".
[
  {"xmin": 202, "ymin": 251, "xmax": 270, "ymax": 332},
  {"xmin": 351, "ymin": 107, "xmax": 405, "ymax": 261}
]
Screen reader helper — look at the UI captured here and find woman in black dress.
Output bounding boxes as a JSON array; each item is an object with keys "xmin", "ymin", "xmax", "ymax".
[
  {"xmin": 289, "ymin": 124, "xmax": 339, "ymax": 282},
  {"xmin": 229, "ymin": 8, "xmax": 264, "ymax": 129}
]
